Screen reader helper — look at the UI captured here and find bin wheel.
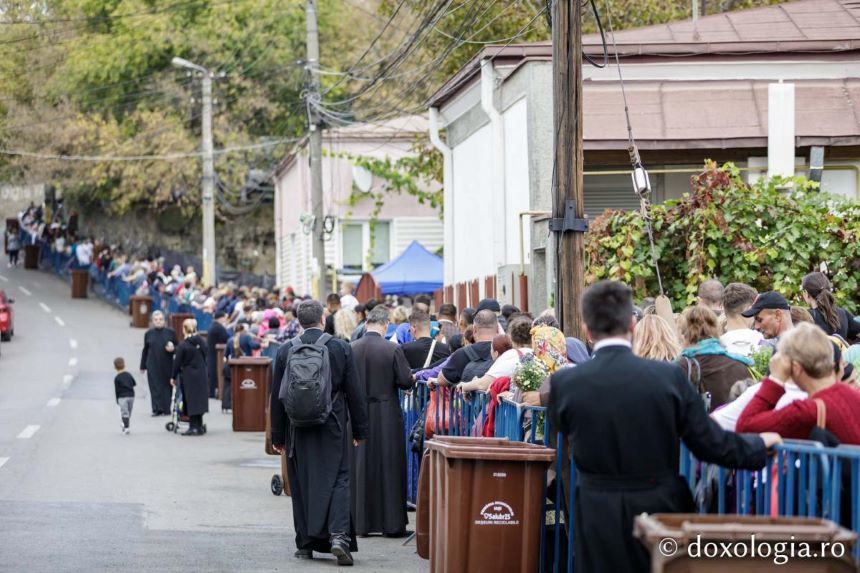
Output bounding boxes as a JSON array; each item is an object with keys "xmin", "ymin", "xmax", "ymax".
[
  {"xmin": 271, "ymin": 474, "xmax": 284, "ymax": 496},
  {"xmin": 165, "ymin": 421, "xmax": 175, "ymax": 432}
]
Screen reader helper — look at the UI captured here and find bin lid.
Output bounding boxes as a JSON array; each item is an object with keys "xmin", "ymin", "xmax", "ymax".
[
  {"xmin": 130, "ymin": 295, "xmax": 152, "ymax": 301},
  {"xmin": 215, "ymin": 343, "xmax": 227, "ymax": 350},
  {"xmin": 634, "ymin": 513, "xmax": 857, "ymax": 544},
  {"xmin": 228, "ymin": 357, "xmax": 273, "ymax": 366},
  {"xmin": 426, "ymin": 438, "xmax": 555, "ymax": 463}
]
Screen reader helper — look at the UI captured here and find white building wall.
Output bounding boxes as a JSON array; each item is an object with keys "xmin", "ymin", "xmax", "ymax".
[
  {"xmin": 392, "ymin": 217, "xmax": 444, "ymax": 254},
  {"xmin": 502, "ymin": 98, "xmax": 530, "ymax": 266},
  {"xmin": 451, "ymin": 123, "xmax": 495, "ymax": 283}
]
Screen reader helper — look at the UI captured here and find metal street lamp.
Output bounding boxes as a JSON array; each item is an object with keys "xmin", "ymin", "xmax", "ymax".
[{"xmin": 172, "ymin": 56, "xmax": 217, "ymax": 288}]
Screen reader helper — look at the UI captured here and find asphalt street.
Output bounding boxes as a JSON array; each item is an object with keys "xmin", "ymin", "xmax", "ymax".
[{"xmin": 0, "ymin": 266, "xmax": 425, "ymax": 573}]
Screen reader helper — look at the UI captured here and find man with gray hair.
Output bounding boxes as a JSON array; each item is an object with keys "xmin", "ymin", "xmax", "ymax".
[
  {"xmin": 270, "ymin": 299, "xmax": 369, "ymax": 565},
  {"xmin": 438, "ymin": 309, "xmax": 498, "ymax": 385},
  {"xmin": 139, "ymin": 310, "xmax": 177, "ymax": 416},
  {"xmin": 349, "ymin": 305, "xmax": 414, "ymax": 537}
]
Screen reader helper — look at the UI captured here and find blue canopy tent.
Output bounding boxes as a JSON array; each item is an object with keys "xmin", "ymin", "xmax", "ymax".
[{"xmin": 371, "ymin": 240, "xmax": 442, "ymax": 296}]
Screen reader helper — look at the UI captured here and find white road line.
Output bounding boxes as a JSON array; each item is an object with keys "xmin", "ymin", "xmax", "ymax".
[
  {"xmin": 54, "ymin": 316, "xmax": 66, "ymax": 327},
  {"xmin": 19, "ymin": 286, "xmax": 32, "ymax": 296},
  {"xmin": 68, "ymin": 357, "xmax": 78, "ymax": 367},
  {"xmin": 0, "ymin": 274, "xmax": 8, "ymax": 282},
  {"xmin": 0, "ymin": 457, "xmax": 8, "ymax": 470},
  {"xmin": 17, "ymin": 425, "xmax": 40, "ymax": 439},
  {"xmin": 62, "ymin": 374, "xmax": 73, "ymax": 388},
  {"xmin": 69, "ymin": 338, "xmax": 78, "ymax": 349},
  {"xmin": 39, "ymin": 302, "xmax": 51, "ymax": 313},
  {"xmin": 46, "ymin": 398, "xmax": 61, "ymax": 408}
]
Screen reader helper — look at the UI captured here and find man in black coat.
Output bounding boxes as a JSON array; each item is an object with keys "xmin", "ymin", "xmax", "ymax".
[
  {"xmin": 206, "ymin": 312, "xmax": 229, "ymax": 398},
  {"xmin": 350, "ymin": 306, "xmax": 414, "ymax": 537},
  {"xmin": 271, "ymin": 299, "xmax": 369, "ymax": 566},
  {"xmin": 400, "ymin": 310, "xmax": 450, "ymax": 370},
  {"xmin": 548, "ymin": 281, "xmax": 781, "ymax": 573},
  {"xmin": 139, "ymin": 311, "xmax": 177, "ymax": 416}
]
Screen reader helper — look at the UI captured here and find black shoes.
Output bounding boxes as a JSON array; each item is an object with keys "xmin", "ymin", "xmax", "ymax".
[
  {"xmin": 294, "ymin": 549, "xmax": 313, "ymax": 560},
  {"xmin": 384, "ymin": 529, "xmax": 414, "ymax": 539},
  {"xmin": 181, "ymin": 428, "xmax": 203, "ymax": 436},
  {"xmin": 330, "ymin": 536, "xmax": 354, "ymax": 567}
]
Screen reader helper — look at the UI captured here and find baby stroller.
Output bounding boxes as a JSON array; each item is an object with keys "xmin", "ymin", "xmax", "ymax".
[{"xmin": 164, "ymin": 383, "xmax": 207, "ymax": 434}]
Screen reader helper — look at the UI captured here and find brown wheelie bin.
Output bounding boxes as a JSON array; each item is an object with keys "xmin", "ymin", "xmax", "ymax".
[
  {"xmin": 23, "ymin": 244, "xmax": 40, "ymax": 269},
  {"xmin": 426, "ymin": 436, "xmax": 554, "ymax": 573},
  {"xmin": 129, "ymin": 295, "xmax": 153, "ymax": 328},
  {"xmin": 634, "ymin": 513, "xmax": 857, "ymax": 572},
  {"xmin": 215, "ymin": 343, "xmax": 226, "ymax": 400},
  {"xmin": 170, "ymin": 312, "xmax": 194, "ymax": 341},
  {"xmin": 70, "ymin": 269, "xmax": 88, "ymax": 298},
  {"xmin": 229, "ymin": 357, "xmax": 272, "ymax": 431}
]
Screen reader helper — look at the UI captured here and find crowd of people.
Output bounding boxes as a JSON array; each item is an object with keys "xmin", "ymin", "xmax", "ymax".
[{"xmin": 260, "ymin": 273, "xmax": 860, "ymax": 569}]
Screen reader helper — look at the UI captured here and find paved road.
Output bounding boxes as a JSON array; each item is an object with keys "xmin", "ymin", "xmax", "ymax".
[{"xmin": 0, "ymin": 267, "xmax": 426, "ymax": 572}]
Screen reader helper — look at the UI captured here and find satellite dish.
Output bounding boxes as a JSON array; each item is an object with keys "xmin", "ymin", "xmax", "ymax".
[{"xmin": 352, "ymin": 164, "xmax": 373, "ymax": 193}]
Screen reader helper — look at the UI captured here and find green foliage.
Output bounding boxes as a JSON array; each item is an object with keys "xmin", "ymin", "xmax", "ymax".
[
  {"xmin": 749, "ymin": 345, "xmax": 773, "ymax": 381},
  {"xmin": 329, "ymin": 140, "xmax": 442, "ymax": 267},
  {"xmin": 585, "ymin": 161, "xmax": 860, "ymax": 312}
]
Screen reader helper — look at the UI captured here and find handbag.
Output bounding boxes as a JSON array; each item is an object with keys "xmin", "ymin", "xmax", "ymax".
[{"xmin": 680, "ymin": 355, "xmax": 711, "ymax": 412}]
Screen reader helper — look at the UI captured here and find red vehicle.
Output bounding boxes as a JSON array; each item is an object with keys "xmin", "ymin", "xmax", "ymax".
[{"xmin": 0, "ymin": 289, "xmax": 14, "ymax": 342}]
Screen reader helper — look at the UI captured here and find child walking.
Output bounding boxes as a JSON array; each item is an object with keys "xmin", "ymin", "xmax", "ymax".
[{"xmin": 114, "ymin": 357, "xmax": 136, "ymax": 434}]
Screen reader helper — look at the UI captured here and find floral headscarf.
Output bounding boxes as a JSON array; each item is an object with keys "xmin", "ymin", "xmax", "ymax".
[{"xmin": 531, "ymin": 325, "xmax": 569, "ymax": 373}]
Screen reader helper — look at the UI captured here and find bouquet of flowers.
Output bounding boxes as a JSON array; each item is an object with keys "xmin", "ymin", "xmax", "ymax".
[
  {"xmin": 749, "ymin": 346, "xmax": 774, "ymax": 381},
  {"xmin": 512, "ymin": 354, "xmax": 551, "ymax": 393}
]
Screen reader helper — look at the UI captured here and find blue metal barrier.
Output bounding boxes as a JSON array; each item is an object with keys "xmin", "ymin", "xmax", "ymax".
[{"xmin": 494, "ymin": 399, "xmax": 549, "ymax": 445}]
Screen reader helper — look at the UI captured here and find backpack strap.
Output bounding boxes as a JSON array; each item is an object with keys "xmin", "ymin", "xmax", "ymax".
[
  {"xmin": 315, "ymin": 332, "xmax": 332, "ymax": 348},
  {"xmin": 423, "ymin": 339, "xmax": 438, "ymax": 369},
  {"xmin": 814, "ymin": 398, "xmax": 827, "ymax": 428}
]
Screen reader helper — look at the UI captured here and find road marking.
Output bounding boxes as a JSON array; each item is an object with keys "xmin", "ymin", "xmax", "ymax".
[
  {"xmin": 69, "ymin": 338, "xmax": 78, "ymax": 349},
  {"xmin": 0, "ymin": 457, "xmax": 8, "ymax": 470},
  {"xmin": 0, "ymin": 274, "xmax": 8, "ymax": 282},
  {"xmin": 62, "ymin": 374, "xmax": 73, "ymax": 388},
  {"xmin": 19, "ymin": 286, "xmax": 32, "ymax": 296},
  {"xmin": 54, "ymin": 316, "xmax": 66, "ymax": 327},
  {"xmin": 46, "ymin": 398, "xmax": 61, "ymax": 408},
  {"xmin": 68, "ymin": 357, "xmax": 78, "ymax": 367},
  {"xmin": 39, "ymin": 302, "xmax": 51, "ymax": 313},
  {"xmin": 17, "ymin": 425, "xmax": 40, "ymax": 439}
]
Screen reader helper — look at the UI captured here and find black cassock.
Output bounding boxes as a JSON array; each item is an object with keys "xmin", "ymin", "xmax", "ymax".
[
  {"xmin": 270, "ymin": 329, "xmax": 369, "ymax": 553},
  {"xmin": 548, "ymin": 345, "xmax": 767, "ymax": 573},
  {"xmin": 172, "ymin": 334, "xmax": 209, "ymax": 416},
  {"xmin": 140, "ymin": 327, "xmax": 177, "ymax": 414},
  {"xmin": 206, "ymin": 321, "xmax": 229, "ymax": 398},
  {"xmin": 350, "ymin": 332, "xmax": 414, "ymax": 536}
]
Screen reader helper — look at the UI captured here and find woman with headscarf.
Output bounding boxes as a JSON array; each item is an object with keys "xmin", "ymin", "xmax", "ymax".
[{"xmin": 139, "ymin": 311, "xmax": 177, "ymax": 416}]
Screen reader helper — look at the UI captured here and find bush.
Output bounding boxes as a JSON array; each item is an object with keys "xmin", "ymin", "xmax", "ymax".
[{"xmin": 585, "ymin": 161, "xmax": 860, "ymax": 312}]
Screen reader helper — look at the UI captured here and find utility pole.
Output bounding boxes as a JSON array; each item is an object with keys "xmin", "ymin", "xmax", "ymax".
[
  {"xmin": 306, "ymin": 0, "xmax": 327, "ymax": 298},
  {"xmin": 550, "ymin": 0, "xmax": 587, "ymax": 338},
  {"xmin": 172, "ymin": 57, "xmax": 217, "ymax": 288}
]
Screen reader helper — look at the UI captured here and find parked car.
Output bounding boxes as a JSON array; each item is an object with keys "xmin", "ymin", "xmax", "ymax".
[{"xmin": 0, "ymin": 289, "xmax": 14, "ymax": 342}]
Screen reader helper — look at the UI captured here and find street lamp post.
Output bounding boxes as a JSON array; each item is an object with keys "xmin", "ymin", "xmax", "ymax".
[{"xmin": 172, "ymin": 57, "xmax": 217, "ymax": 288}]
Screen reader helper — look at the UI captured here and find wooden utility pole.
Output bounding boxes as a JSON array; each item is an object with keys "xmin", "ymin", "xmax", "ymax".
[
  {"xmin": 306, "ymin": 0, "xmax": 327, "ymax": 298},
  {"xmin": 551, "ymin": 0, "xmax": 587, "ymax": 338}
]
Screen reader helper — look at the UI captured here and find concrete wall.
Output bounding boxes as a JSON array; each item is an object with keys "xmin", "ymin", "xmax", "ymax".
[{"xmin": 1, "ymin": 184, "xmax": 44, "ymax": 223}]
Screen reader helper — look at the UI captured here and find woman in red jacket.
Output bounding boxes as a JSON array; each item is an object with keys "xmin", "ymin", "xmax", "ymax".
[{"xmin": 737, "ymin": 322, "xmax": 860, "ymax": 444}]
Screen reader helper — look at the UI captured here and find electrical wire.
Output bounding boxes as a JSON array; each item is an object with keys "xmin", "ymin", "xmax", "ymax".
[{"xmin": 602, "ymin": 0, "xmax": 664, "ymax": 296}]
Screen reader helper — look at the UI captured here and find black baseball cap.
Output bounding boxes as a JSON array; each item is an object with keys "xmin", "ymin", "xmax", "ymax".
[
  {"xmin": 741, "ymin": 291, "xmax": 790, "ymax": 317},
  {"xmin": 476, "ymin": 298, "xmax": 501, "ymax": 313}
]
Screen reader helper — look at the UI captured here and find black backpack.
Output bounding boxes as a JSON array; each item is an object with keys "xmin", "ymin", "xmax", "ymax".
[
  {"xmin": 278, "ymin": 333, "xmax": 334, "ymax": 427},
  {"xmin": 461, "ymin": 345, "xmax": 494, "ymax": 382}
]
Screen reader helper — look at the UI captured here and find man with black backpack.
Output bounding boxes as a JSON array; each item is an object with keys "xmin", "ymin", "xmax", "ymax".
[
  {"xmin": 271, "ymin": 299, "xmax": 369, "ymax": 566},
  {"xmin": 437, "ymin": 309, "xmax": 498, "ymax": 386}
]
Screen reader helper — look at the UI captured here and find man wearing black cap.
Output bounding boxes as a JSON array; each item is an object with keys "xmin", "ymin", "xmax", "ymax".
[
  {"xmin": 476, "ymin": 298, "xmax": 505, "ymax": 332},
  {"xmin": 742, "ymin": 291, "xmax": 794, "ymax": 347}
]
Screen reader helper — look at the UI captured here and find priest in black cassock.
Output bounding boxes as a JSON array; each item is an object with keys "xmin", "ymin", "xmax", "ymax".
[
  {"xmin": 547, "ymin": 281, "xmax": 782, "ymax": 573},
  {"xmin": 271, "ymin": 300, "xmax": 369, "ymax": 566},
  {"xmin": 350, "ymin": 306, "xmax": 414, "ymax": 537},
  {"xmin": 139, "ymin": 311, "xmax": 177, "ymax": 416}
]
